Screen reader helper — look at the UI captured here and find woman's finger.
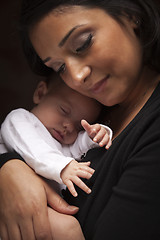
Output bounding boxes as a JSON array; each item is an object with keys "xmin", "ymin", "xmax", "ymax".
[
  {"xmin": 44, "ymin": 179, "xmax": 79, "ymax": 214},
  {"xmin": 0, "ymin": 161, "xmax": 53, "ymax": 240},
  {"xmin": 33, "ymin": 209, "xmax": 53, "ymax": 240},
  {"xmin": 7, "ymin": 223, "xmax": 22, "ymax": 240},
  {"xmin": 19, "ymin": 218, "xmax": 37, "ymax": 240},
  {"xmin": 0, "ymin": 222, "xmax": 9, "ymax": 240}
]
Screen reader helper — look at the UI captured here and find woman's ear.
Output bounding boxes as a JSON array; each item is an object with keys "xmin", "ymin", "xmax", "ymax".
[
  {"xmin": 33, "ymin": 81, "xmax": 48, "ymax": 104},
  {"xmin": 131, "ymin": 17, "xmax": 140, "ymax": 30},
  {"xmin": 122, "ymin": 14, "xmax": 140, "ymax": 30}
]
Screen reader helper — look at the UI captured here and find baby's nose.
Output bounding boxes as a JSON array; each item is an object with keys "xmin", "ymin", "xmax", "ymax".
[{"xmin": 63, "ymin": 122, "xmax": 74, "ymax": 133}]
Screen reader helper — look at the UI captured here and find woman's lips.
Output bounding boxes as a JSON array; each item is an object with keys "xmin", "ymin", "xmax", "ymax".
[{"xmin": 90, "ymin": 75, "xmax": 110, "ymax": 94}]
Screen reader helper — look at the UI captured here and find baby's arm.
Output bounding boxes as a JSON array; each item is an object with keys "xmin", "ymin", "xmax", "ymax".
[
  {"xmin": 61, "ymin": 121, "xmax": 112, "ymax": 197},
  {"xmin": 66, "ymin": 120, "xmax": 113, "ymax": 161},
  {"xmin": 0, "ymin": 109, "xmax": 73, "ymax": 184},
  {"xmin": 81, "ymin": 119, "xmax": 112, "ymax": 149}
]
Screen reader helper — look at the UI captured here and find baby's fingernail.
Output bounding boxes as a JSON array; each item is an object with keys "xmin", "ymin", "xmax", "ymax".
[
  {"xmin": 93, "ymin": 138, "xmax": 97, "ymax": 141},
  {"xmin": 87, "ymin": 189, "xmax": 92, "ymax": 194}
]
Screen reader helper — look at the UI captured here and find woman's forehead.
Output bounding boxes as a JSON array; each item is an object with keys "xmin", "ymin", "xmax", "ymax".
[
  {"xmin": 30, "ymin": 5, "xmax": 107, "ymax": 33},
  {"xmin": 29, "ymin": 7, "xmax": 130, "ymax": 54},
  {"xmin": 29, "ymin": 6, "xmax": 110, "ymax": 54},
  {"xmin": 51, "ymin": 5, "xmax": 86, "ymax": 15}
]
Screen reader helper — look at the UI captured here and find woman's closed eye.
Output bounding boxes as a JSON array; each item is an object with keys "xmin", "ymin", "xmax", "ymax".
[
  {"xmin": 57, "ymin": 63, "xmax": 66, "ymax": 74},
  {"xmin": 75, "ymin": 33, "xmax": 93, "ymax": 53},
  {"xmin": 54, "ymin": 33, "xmax": 93, "ymax": 74}
]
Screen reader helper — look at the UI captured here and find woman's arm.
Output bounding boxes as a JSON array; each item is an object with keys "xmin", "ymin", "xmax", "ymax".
[{"xmin": 0, "ymin": 159, "xmax": 79, "ymax": 240}]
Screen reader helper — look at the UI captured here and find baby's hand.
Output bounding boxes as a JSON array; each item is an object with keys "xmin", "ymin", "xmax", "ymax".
[
  {"xmin": 60, "ymin": 160, "xmax": 94, "ymax": 197},
  {"xmin": 81, "ymin": 119, "xmax": 112, "ymax": 149}
]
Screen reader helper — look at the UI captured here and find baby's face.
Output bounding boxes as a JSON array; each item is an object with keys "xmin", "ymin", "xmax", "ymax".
[{"xmin": 32, "ymin": 82, "xmax": 101, "ymax": 145}]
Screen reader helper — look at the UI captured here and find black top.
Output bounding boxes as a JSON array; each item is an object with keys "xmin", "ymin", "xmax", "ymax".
[
  {"xmin": 0, "ymin": 152, "xmax": 24, "ymax": 168},
  {"xmin": 64, "ymin": 83, "xmax": 160, "ymax": 240}
]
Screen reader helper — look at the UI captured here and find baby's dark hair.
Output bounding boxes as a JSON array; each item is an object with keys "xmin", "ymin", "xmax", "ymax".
[{"xmin": 44, "ymin": 70, "xmax": 66, "ymax": 90}]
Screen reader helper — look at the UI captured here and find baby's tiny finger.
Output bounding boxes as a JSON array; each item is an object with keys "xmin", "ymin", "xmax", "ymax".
[
  {"xmin": 66, "ymin": 180, "xmax": 78, "ymax": 197},
  {"xmin": 89, "ymin": 124, "xmax": 101, "ymax": 139},
  {"xmin": 79, "ymin": 161, "xmax": 91, "ymax": 166},
  {"xmin": 78, "ymin": 169, "xmax": 93, "ymax": 179},
  {"xmin": 94, "ymin": 129, "xmax": 108, "ymax": 143},
  {"xmin": 105, "ymin": 139, "xmax": 112, "ymax": 149},
  {"xmin": 99, "ymin": 135, "xmax": 109, "ymax": 147},
  {"xmin": 74, "ymin": 177, "xmax": 91, "ymax": 194},
  {"xmin": 80, "ymin": 166, "xmax": 95, "ymax": 175},
  {"xmin": 89, "ymin": 128, "xmax": 97, "ymax": 139}
]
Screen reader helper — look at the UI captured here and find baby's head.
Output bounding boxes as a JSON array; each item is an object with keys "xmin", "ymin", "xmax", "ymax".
[{"xmin": 31, "ymin": 72, "xmax": 102, "ymax": 145}]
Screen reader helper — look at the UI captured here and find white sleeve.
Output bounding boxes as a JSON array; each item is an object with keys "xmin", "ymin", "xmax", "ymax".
[
  {"xmin": 1, "ymin": 109, "xmax": 73, "ymax": 184},
  {"xmin": 66, "ymin": 124, "xmax": 113, "ymax": 160}
]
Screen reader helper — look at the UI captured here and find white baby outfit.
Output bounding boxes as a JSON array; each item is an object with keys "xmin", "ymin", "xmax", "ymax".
[{"xmin": 1, "ymin": 108, "xmax": 112, "ymax": 185}]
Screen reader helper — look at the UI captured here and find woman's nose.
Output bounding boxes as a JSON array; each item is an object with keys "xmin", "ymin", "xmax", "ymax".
[{"xmin": 66, "ymin": 59, "xmax": 91, "ymax": 87}]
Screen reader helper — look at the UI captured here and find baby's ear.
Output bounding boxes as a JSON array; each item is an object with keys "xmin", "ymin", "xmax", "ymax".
[{"xmin": 33, "ymin": 81, "xmax": 48, "ymax": 104}]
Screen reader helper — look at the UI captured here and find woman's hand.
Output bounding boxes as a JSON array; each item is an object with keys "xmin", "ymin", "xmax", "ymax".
[{"xmin": 0, "ymin": 160, "xmax": 79, "ymax": 240}]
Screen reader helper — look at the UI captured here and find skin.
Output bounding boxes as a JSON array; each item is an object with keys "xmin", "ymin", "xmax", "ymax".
[
  {"xmin": 0, "ymin": 5, "xmax": 160, "ymax": 240},
  {"xmin": 0, "ymin": 160, "xmax": 79, "ymax": 240},
  {"xmin": 32, "ymin": 79, "xmax": 111, "ymax": 197},
  {"xmin": 30, "ymin": 6, "xmax": 160, "ymax": 137},
  {"xmin": 47, "ymin": 207, "xmax": 85, "ymax": 240},
  {"xmin": 30, "ymin": 6, "xmax": 144, "ymax": 108},
  {"xmin": 0, "ymin": 76, "xmax": 111, "ymax": 239},
  {"xmin": 31, "ymin": 79, "xmax": 102, "ymax": 145}
]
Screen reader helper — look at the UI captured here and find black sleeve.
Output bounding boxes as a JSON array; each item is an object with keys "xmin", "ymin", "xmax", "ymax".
[{"xmin": 0, "ymin": 152, "xmax": 25, "ymax": 168}]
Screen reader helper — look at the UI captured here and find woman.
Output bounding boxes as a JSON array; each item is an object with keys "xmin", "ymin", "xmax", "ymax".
[{"xmin": 1, "ymin": 0, "xmax": 160, "ymax": 239}]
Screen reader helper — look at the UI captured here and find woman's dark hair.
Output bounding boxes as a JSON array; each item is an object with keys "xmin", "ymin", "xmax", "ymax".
[{"xmin": 20, "ymin": 0, "xmax": 160, "ymax": 76}]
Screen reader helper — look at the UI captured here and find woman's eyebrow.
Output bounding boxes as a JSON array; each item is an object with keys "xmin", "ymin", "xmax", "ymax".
[
  {"xmin": 42, "ymin": 57, "xmax": 51, "ymax": 63},
  {"xmin": 42, "ymin": 24, "xmax": 86, "ymax": 63},
  {"xmin": 58, "ymin": 24, "xmax": 86, "ymax": 47}
]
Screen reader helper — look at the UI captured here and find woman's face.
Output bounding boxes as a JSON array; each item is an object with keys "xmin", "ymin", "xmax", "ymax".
[{"xmin": 30, "ymin": 6, "xmax": 143, "ymax": 106}]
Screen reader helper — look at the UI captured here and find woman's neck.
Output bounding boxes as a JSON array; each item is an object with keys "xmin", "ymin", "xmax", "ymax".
[{"xmin": 104, "ymin": 69, "xmax": 160, "ymax": 140}]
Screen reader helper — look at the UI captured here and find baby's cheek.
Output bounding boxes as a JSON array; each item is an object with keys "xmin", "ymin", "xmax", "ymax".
[{"xmin": 64, "ymin": 131, "xmax": 78, "ymax": 145}]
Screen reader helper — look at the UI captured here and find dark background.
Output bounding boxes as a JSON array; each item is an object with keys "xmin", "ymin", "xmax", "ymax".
[
  {"xmin": 0, "ymin": 0, "xmax": 160, "ymax": 125},
  {"xmin": 0, "ymin": 0, "xmax": 44, "ymax": 125}
]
